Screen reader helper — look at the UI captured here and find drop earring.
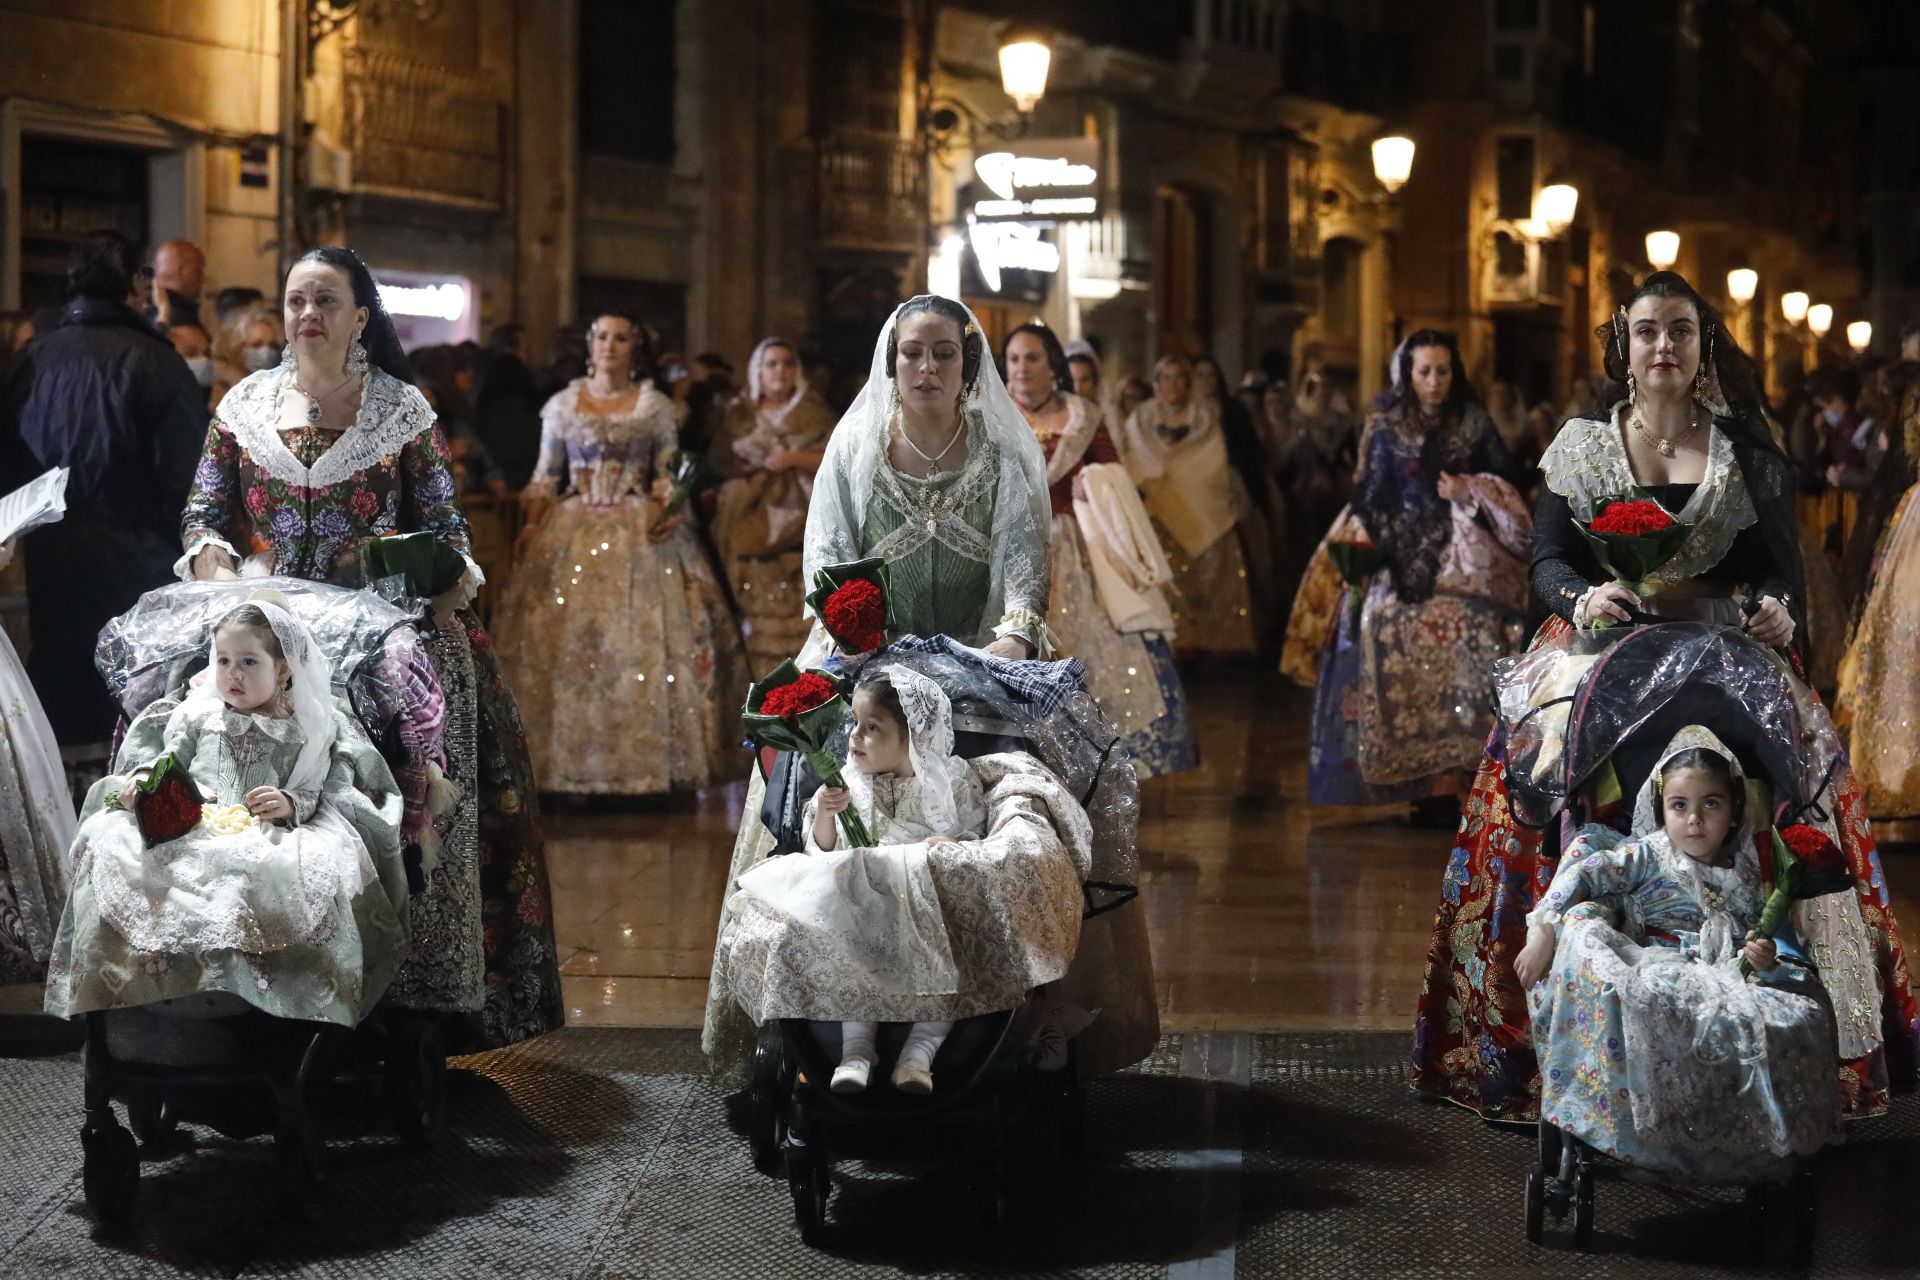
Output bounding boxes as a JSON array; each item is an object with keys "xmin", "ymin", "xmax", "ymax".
[{"xmin": 346, "ymin": 331, "xmax": 369, "ymax": 376}]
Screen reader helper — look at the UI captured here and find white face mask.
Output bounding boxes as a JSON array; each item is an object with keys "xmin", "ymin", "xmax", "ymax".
[
  {"xmin": 185, "ymin": 356, "xmax": 214, "ymax": 387},
  {"xmin": 243, "ymin": 345, "xmax": 279, "ymax": 372}
]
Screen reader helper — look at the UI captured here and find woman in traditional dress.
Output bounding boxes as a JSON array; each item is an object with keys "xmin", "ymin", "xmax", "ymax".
[
  {"xmin": 1115, "ymin": 355, "xmax": 1257, "ymax": 656},
  {"xmin": 709, "ymin": 337, "xmax": 837, "ymax": 673},
  {"xmin": 492, "ymin": 313, "xmax": 747, "ymax": 795},
  {"xmin": 0, "ymin": 537, "xmax": 75, "ymax": 985},
  {"xmin": 1306, "ymin": 331, "xmax": 1530, "ymax": 807},
  {"xmin": 702, "ymin": 294, "xmax": 1158, "ymax": 1081},
  {"xmin": 1193, "ymin": 354, "xmax": 1286, "ymax": 646},
  {"xmin": 1412, "ymin": 271, "xmax": 1918, "ymax": 1121},
  {"xmin": 180, "ymin": 246, "xmax": 561, "ymax": 1049},
  {"xmin": 1838, "ymin": 370, "xmax": 1920, "ymax": 821},
  {"xmin": 1003, "ymin": 323, "xmax": 1197, "ymax": 777}
]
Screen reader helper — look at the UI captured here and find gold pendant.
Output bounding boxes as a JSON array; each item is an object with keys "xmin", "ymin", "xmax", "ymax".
[{"xmin": 1657, "ymin": 439, "xmax": 1674, "ymax": 457}]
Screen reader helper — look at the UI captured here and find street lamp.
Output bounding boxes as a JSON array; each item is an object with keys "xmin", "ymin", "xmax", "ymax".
[
  {"xmin": 1781, "ymin": 291, "xmax": 1809, "ymax": 324},
  {"xmin": 1535, "ymin": 182, "xmax": 1579, "ymax": 236},
  {"xmin": 997, "ymin": 26, "xmax": 1052, "ymax": 115},
  {"xmin": 1807, "ymin": 303, "xmax": 1833, "ymax": 338},
  {"xmin": 1645, "ymin": 230, "xmax": 1680, "ymax": 270},
  {"xmin": 1726, "ymin": 268, "xmax": 1758, "ymax": 305},
  {"xmin": 1848, "ymin": 320, "xmax": 1873, "ymax": 353},
  {"xmin": 1371, "ymin": 136, "xmax": 1415, "ymax": 195}
]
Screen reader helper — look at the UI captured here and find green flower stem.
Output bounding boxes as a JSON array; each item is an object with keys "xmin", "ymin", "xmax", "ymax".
[{"xmin": 805, "ymin": 748, "xmax": 873, "ymax": 849}]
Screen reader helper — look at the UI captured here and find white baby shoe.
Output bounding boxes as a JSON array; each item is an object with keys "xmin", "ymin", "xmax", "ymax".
[
  {"xmin": 831, "ymin": 1057, "xmax": 872, "ymax": 1093},
  {"xmin": 890, "ymin": 1059, "xmax": 934, "ymax": 1094}
]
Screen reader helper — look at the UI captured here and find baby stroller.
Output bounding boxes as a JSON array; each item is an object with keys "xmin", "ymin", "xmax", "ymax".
[
  {"xmin": 742, "ymin": 636, "xmax": 1136, "ymax": 1240},
  {"xmin": 73, "ymin": 579, "xmax": 450, "ymax": 1225},
  {"xmin": 1499, "ymin": 621, "xmax": 1842, "ymax": 1258}
]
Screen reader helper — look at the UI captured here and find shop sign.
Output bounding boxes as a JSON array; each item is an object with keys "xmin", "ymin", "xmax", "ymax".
[{"xmin": 969, "ymin": 138, "xmax": 1102, "ymax": 222}]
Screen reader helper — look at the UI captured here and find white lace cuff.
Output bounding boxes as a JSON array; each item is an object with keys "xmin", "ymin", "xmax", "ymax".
[
  {"xmin": 175, "ymin": 533, "xmax": 238, "ymax": 582},
  {"xmin": 1524, "ymin": 901, "xmax": 1564, "ymax": 939},
  {"xmin": 287, "ymin": 788, "xmax": 320, "ymax": 826},
  {"xmin": 436, "ymin": 554, "xmax": 487, "ymax": 612}
]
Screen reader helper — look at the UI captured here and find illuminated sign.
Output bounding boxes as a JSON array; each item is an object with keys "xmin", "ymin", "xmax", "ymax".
[
  {"xmin": 968, "ymin": 217, "xmax": 1059, "ymax": 293},
  {"xmin": 378, "ymin": 281, "xmax": 469, "ymax": 322},
  {"xmin": 968, "ymin": 138, "xmax": 1102, "ymax": 223}
]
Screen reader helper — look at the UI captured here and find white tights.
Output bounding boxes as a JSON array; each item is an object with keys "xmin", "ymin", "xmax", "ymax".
[{"xmin": 839, "ymin": 1019, "xmax": 953, "ymax": 1071}]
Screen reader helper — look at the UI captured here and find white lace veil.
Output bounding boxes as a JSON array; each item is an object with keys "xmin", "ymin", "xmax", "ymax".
[
  {"xmin": 745, "ymin": 336, "xmax": 807, "ymax": 413},
  {"xmin": 1629, "ymin": 724, "xmax": 1756, "ymax": 848},
  {"xmin": 844, "ymin": 666, "xmax": 965, "ymax": 836},
  {"xmin": 801, "ymin": 296, "xmax": 1050, "ymax": 644},
  {"xmin": 185, "ymin": 596, "xmax": 338, "ymax": 795}
]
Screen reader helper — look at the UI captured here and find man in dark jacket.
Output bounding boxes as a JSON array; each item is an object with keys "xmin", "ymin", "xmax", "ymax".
[{"xmin": 1, "ymin": 230, "xmax": 210, "ymax": 749}]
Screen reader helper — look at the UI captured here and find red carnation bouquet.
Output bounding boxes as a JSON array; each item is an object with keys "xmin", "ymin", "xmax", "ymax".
[
  {"xmin": 1572, "ymin": 490, "xmax": 1692, "ymax": 621},
  {"xmin": 741, "ymin": 661, "xmax": 873, "ymax": 848},
  {"xmin": 132, "ymin": 754, "xmax": 207, "ymax": 846},
  {"xmin": 805, "ymin": 558, "xmax": 891, "ymax": 656},
  {"xmin": 1742, "ymin": 823, "xmax": 1854, "ymax": 975}
]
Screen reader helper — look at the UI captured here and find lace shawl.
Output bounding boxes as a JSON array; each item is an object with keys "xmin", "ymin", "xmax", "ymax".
[{"xmin": 1540, "ymin": 407, "xmax": 1758, "ymax": 587}]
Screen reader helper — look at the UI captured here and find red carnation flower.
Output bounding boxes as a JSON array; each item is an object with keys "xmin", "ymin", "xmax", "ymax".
[
  {"xmin": 1780, "ymin": 824, "xmax": 1845, "ymax": 875},
  {"xmin": 758, "ymin": 672, "xmax": 840, "ymax": 719},
  {"xmin": 137, "ymin": 774, "xmax": 204, "ymax": 844},
  {"xmin": 1589, "ymin": 499, "xmax": 1676, "ymax": 537},
  {"xmin": 822, "ymin": 578, "xmax": 887, "ymax": 653}
]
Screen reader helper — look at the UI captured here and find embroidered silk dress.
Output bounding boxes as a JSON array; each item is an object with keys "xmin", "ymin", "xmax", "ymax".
[
  {"xmin": 178, "ymin": 364, "xmax": 563, "ymax": 1049},
  {"xmin": 1117, "ymin": 399, "xmax": 1257, "ymax": 655},
  {"xmin": 45, "ymin": 698, "xmax": 409, "ymax": 1027},
  {"xmin": 1032, "ymin": 393, "xmax": 1197, "ymax": 777},
  {"xmin": 493, "ymin": 379, "xmax": 748, "ymax": 794},
  {"xmin": 1308, "ymin": 402, "xmax": 1530, "ymax": 800},
  {"xmin": 710, "ymin": 380, "xmax": 837, "ymax": 673},
  {"xmin": 0, "ymin": 623, "xmax": 76, "ymax": 983},
  {"xmin": 1411, "ymin": 408, "xmax": 1919, "ymax": 1122},
  {"xmin": 1528, "ymin": 823, "xmax": 1840, "ymax": 1182}
]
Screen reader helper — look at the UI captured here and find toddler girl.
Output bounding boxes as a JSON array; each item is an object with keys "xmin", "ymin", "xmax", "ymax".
[
  {"xmin": 739, "ymin": 666, "xmax": 987, "ymax": 1095},
  {"xmin": 1515, "ymin": 725, "xmax": 1841, "ymax": 1181},
  {"xmin": 45, "ymin": 594, "xmax": 409, "ymax": 1027}
]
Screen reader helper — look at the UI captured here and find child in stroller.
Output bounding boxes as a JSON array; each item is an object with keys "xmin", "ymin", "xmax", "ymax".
[
  {"xmin": 42, "ymin": 581, "xmax": 446, "ymax": 1224},
  {"xmin": 45, "ymin": 592, "xmax": 410, "ymax": 1027},
  {"xmin": 1500, "ymin": 621, "xmax": 1865, "ymax": 1255},
  {"xmin": 719, "ymin": 638, "xmax": 1127, "ymax": 1238}
]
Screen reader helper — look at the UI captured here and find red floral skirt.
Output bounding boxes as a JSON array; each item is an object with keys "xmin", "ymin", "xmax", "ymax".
[{"xmin": 1410, "ymin": 617, "xmax": 1920, "ymax": 1121}]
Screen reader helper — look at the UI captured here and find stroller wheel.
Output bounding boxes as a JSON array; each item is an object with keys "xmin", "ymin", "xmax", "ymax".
[
  {"xmin": 784, "ymin": 1146, "xmax": 830, "ymax": 1243},
  {"xmin": 127, "ymin": 1087, "xmax": 177, "ymax": 1147},
  {"xmin": 275, "ymin": 1126, "xmax": 326, "ymax": 1221},
  {"xmin": 389, "ymin": 1017, "xmax": 448, "ymax": 1147},
  {"xmin": 1524, "ymin": 1168, "xmax": 1546, "ymax": 1244},
  {"xmin": 1536, "ymin": 1120, "xmax": 1562, "ymax": 1174},
  {"xmin": 749, "ymin": 1036, "xmax": 788, "ymax": 1177},
  {"xmin": 1571, "ymin": 1164, "xmax": 1595, "ymax": 1251},
  {"xmin": 1790, "ymin": 1169, "xmax": 1817, "ymax": 1267},
  {"xmin": 81, "ymin": 1123, "xmax": 139, "ymax": 1226},
  {"xmin": 1056, "ymin": 1067, "xmax": 1087, "ymax": 1163}
]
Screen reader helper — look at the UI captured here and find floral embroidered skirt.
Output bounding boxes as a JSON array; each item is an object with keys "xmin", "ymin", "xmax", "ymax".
[
  {"xmin": 1412, "ymin": 618, "xmax": 1920, "ymax": 1122},
  {"xmin": 495, "ymin": 498, "xmax": 750, "ymax": 795},
  {"xmin": 1307, "ymin": 589, "xmax": 1420, "ymax": 807},
  {"xmin": 1160, "ymin": 521, "xmax": 1257, "ymax": 657}
]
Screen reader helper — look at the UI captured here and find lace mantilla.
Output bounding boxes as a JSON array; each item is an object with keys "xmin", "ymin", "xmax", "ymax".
[
  {"xmin": 216, "ymin": 366, "xmax": 439, "ymax": 491},
  {"xmin": 1540, "ymin": 408, "xmax": 1757, "ymax": 586},
  {"xmin": 866, "ymin": 415, "xmax": 1003, "ymax": 566}
]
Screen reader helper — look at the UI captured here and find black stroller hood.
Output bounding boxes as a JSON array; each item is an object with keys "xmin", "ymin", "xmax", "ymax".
[{"xmin": 1500, "ymin": 622, "xmax": 1843, "ymax": 831}]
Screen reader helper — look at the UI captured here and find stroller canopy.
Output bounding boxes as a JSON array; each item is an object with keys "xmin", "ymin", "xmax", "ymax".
[
  {"xmin": 1498, "ymin": 622, "xmax": 1843, "ymax": 831},
  {"xmin": 95, "ymin": 577, "xmax": 426, "ymax": 732}
]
